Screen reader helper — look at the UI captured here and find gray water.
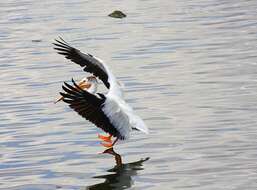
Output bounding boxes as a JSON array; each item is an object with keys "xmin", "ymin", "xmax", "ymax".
[{"xmin": 1, "ymin": 0, "xmax": 257, "ymax": 189}]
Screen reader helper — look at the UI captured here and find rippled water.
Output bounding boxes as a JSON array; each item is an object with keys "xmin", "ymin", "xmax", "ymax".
[{"xmin": 1, "ymin": 0, "xmax": 257, "ymax": 189}]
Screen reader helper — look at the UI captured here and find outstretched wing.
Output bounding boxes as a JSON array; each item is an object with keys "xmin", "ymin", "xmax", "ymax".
[
  {"xmin": 60, "ymin": 79, "xmax": 121, "ymax": 138},
  {"xmin": 53, "ymin": 38, "xmax": 110, "ymax": 88}
]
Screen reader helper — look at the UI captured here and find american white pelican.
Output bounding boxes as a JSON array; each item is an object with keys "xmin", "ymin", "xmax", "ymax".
[
  {"xmin": 54, "ymin": 38, "xmax": 149, "ymax": 147},
  {"xmin": 54, "ymin": 75, "xmax": 98, "ymax": 104}
]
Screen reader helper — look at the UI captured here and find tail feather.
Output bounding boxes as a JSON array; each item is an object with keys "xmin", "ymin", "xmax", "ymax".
[{"xmin": 129, "ymin": 114, "xmax": 149, "ymax": 134}]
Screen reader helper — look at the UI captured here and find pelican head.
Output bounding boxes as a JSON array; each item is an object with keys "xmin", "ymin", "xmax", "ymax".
[
  {"xmin": 86, "ymin": 76, "xmax": 98, "ymax": 84},
  {"xmin": 74, "ymin": 75, "xmax": 98, "ymax": 90},
  {"xmin": 54, "ymin": 76, "xmax": 98, "ymax": 104}
]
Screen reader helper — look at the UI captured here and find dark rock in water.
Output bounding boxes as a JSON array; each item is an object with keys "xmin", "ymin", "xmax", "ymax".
[
  {"xmin": 108, "ymin": 10, "xmax": 126, "ymax": 19},
  {"xmin": 32, "ymin": 39, "xmax": 42, "ymax": 42}
]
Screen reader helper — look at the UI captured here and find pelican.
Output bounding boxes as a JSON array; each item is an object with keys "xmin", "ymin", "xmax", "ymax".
[
  {"xmin": 53, "ymin": 38, "xmax": 149, "ymax": 147},
  {"xmin": 54, "ymin": 75, "xmax": 98, "ymax": 104}
]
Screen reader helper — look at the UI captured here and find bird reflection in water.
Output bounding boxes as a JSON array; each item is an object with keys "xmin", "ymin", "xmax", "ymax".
[{"xmin": 85, "ymin": 148, "xmax": 149, "ymax": 190}]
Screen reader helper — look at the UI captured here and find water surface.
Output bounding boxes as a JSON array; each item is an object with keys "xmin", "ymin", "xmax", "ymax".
[{"xmin": 1, "ymin": 0, "xmax": 257, "ymax": 189}]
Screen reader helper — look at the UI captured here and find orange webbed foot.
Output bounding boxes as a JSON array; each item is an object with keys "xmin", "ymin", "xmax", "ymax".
[
  {"xmin": 100, "ymin": 137, "xmax": 118, "ymax": 148},
  {"xmin": 98, "ymin": 134, "xmax": 112, "ymax": 143}
]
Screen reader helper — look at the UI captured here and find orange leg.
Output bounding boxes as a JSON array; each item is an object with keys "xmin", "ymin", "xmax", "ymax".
[
  {"xmin": 98, "ymin": 134, "xmax": 112, "ymax": 143},
  {"xmin": 101, "ymin": 137, "xmax": 118, "ymax": 148}
]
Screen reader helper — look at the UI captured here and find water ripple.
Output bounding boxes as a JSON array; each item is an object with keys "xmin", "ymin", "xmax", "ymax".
[{"xmin": 1, "ymin": 0, "xmax": 257, "ymax": 189}]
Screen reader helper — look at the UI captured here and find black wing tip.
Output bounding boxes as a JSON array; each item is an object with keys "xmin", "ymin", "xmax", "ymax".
[
  {"xmin": 54, "ymin": 36, "xmax": 67, "ymax": 44},
  {"xmin": 62, "ymin": 80, "xmax": 86, "ymax": 97},
  {"xmin": 71, "ymin": 78, "xmax": 83, "ymax": 91},
  {"xmin": 62, "ymin": 81, "xmax": 72, "ymax": 92},
  {"xmin": 58, "ymin": 36, "xmax": 66, "ymax": 42},
  {"xmin": 59, "ymin": 92, "xmax": 66, "ymax": 97},
  {"xmin": 53, "ymin": 37, "xmax": 72, "ymax": 49},
  {"xmin": 63, "ymin": 81, "xmax": 69, "ymax": 88},
  {"xmin": 62, "ymin": 84, "xmax": 68, "ymax": 92}
]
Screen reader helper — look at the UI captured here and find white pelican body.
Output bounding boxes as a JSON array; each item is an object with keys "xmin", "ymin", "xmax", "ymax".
[{"xmin": 97, "ymin": 57, "xmax": 148, "ymax": 139}]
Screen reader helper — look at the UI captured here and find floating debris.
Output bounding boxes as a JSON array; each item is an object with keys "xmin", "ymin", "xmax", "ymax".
[
  {"xmin": 108, "ymin": 10, "xmax": 126, "ymax": 19},
  {"xmin": 32, "ymin": 39, "xmax": 42, "ymax": 43}
]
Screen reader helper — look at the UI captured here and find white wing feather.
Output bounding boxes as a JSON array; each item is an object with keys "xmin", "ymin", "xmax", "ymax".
[
  {"xmin": 94, "ymin": 56, "xmax": 149, "ymax": 138},
  {"xmin": 102, "ymin": 98, "xmax": 132, "ymax": 139},
  {"xmin": 93, "ymin": 56, "xmax": 124, "ymax": 98}
]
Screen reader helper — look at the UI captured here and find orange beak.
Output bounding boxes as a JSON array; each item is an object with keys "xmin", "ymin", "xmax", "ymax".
[
  {"xmin": 54, "ymin": 80, "xmax": 91, "ymax": 104},
  {"xmin": 54, "ymin": 96, "xmax": 64, "ymax": 104}
]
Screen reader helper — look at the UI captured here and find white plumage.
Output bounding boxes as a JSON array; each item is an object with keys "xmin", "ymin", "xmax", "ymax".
[{"xmin": 95, "ymin": 56, "xmax": 149, "ymax": 139}]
